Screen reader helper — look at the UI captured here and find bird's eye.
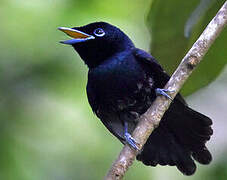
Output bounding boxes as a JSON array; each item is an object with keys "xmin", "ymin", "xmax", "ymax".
[{"xmin": 93, "ymin": 28, "xmax": 105, "ymax": 37}]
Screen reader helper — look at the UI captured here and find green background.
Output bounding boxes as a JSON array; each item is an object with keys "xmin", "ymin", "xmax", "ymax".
[{"xmin": 0, "ymin": 0, "xmax": 226, "ymax": 179}]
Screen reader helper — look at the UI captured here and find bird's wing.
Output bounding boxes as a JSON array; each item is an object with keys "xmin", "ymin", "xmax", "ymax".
[
  {"xmin": 133, "ymin": 48, "xmax": 187, "ymax": 105},
  {"xmin": 133, "ymin": 48, "xmax": 164, "ymax": 72}
]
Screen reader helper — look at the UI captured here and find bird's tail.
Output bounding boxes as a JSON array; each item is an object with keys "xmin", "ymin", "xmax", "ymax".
[{"xmin": 136, "ymin": 102, "xmax": 213, "ymax": 175}]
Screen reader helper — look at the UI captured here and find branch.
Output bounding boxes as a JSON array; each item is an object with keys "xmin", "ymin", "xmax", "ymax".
[{"xmin": 105, "ymin": 1, "xmax": 227, "ymax": 180}]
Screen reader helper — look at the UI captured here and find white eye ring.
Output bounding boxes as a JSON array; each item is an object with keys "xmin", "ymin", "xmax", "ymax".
[{"xmin": 93, "ymin": 28, "xmax": 105, "ymax": 37}]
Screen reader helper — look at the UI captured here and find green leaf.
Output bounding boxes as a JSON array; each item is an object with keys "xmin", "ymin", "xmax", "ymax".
[{"xmin": 147, "ymin": 0, "xmax": 227, "ymax": 96}]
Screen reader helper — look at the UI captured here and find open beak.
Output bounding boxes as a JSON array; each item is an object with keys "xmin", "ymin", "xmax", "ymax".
[{"xmin": 58, "ymin": 27, "xmax": 95, "ymax": 45}]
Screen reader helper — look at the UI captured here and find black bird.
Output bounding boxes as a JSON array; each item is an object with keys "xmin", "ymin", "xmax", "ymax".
[{"xmin": 58, "ymin": 22, "xmax": 213, "ymax": 175}]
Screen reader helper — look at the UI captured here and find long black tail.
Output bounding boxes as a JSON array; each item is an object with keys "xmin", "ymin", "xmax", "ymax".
[{"xmin": 136, "ymin": 99, "xmax": 213, "ymax": 175}]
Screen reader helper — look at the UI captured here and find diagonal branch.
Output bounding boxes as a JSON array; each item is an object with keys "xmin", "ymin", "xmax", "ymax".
[{"xmin": 105, "ymin": 1, "xmax": 227, "ymax": 180}]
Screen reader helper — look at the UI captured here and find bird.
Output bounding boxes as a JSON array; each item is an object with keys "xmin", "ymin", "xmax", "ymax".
[{"xmin": 58, "ymin": 22, "xmax": 213, "ymax": 175}]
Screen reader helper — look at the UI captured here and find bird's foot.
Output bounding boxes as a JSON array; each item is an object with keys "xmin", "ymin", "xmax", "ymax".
[
  {"xmin": 155, "ymin": 88, "xmax": 174, "ymax": 100},
  {"xmin": 124, "ymin": 132, "xmax": 139, "ymax": 150}
]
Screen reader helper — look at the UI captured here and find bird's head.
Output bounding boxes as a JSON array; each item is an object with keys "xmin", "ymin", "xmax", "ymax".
[{"xmin": 58, "ymin": 22, "xmax": 134, "ymax": 68}]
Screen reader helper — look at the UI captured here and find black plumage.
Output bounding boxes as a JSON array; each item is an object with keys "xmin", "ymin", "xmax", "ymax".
[{"xmin": 59, "ymin": 22, "xmax": 213, "ymax": 175}]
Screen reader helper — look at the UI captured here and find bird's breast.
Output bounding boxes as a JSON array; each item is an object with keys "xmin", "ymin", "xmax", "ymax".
[
  {"xmin": 87, "ymin": 54, "xmax": 155, "ymax": 113},
  {"xmin": 89, "ymin": 55, "xmax": 142, "ymax": 94}
]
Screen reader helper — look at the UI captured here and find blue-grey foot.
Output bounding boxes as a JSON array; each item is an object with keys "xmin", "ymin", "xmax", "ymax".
[
  {"xmin": 124, "ymin": 132, "xmax": 139, "ymax": 150},
  {"xmin": 124, "ymin": 121, "xmax": 139, "ymax": 150},
  {"xmin": 155, "ymin": 88, "xmax": 174, "ymax": 100}
]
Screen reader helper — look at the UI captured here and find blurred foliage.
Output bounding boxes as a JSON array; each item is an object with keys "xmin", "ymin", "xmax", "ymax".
[
  {"xmin": 147, "ymin": 0, "xmax": 227, "ymax": 96},
  {"xmin": 204, "ymin": 152, "xmax": 227, "ymax": 180},
  {"xmin": 0, "ymin": 0, "xmax": 226, "ymax": 179}
]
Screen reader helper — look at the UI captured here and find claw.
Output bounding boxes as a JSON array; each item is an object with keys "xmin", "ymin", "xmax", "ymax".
[
  {"xmin": 124, "ymin": 121, "xmax": 139, "ymax": 150},
  {"xmin": 124, "ymin": 132, "xmax": 139, "ymax": 150},
  {"xmin": 155, "ymin": 88, "xmax": 174, "ymax": 100}
]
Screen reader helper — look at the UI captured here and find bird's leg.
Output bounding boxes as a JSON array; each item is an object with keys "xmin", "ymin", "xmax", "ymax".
[
  {"xmin": 155, "ymin": 88, "xmax": 175, "ymax": 100},
  {"xmin": 124, "ymin": 121, "xmax": 139, "ymax": 150}
]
